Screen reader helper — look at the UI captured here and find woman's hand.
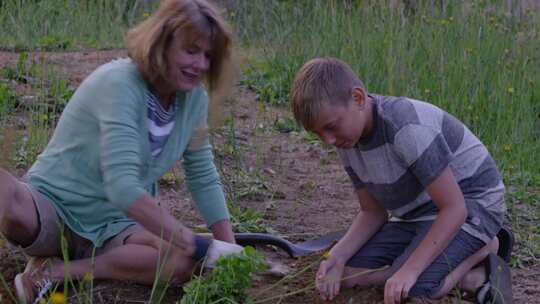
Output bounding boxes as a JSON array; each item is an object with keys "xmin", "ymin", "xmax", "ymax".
[
  {"xmin": 316, "ymin": 255, "xmax": 346, "ymax": 301},
  {"xmin": 383, "ymin": 268, "xmax": 419, "ymax": 304},
  {"xmin": 205, "ymin": 239, "xmax": 244, "ymax": 267}
]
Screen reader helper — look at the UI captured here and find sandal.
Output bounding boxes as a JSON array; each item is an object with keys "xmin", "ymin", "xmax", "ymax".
[{"xmin": 476, "ymin": 253, "xmax": 513, "ymax": 304}]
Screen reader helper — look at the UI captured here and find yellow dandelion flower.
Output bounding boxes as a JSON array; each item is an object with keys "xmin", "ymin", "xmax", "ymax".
[
  {"xmin": 503, "ymin": 144, "xmax": 511, "ymax": 152},
  {"xmin": 39, "ymin": 299, "xmax": 46, "ymax": 304},
  {"xmin": 507, "ymin": 87, "xmax": 514, "ymax": 94},
  {"xmin": 322, "ymin": 251, "xmax": 331, "ymax": 259},
  {"xmin": 143, "ymin": 12, "xmax": 150, "ymax": 18},
  {"xmin": 50, "ymin": 292, "xmax": 66, "ymax": 304}
]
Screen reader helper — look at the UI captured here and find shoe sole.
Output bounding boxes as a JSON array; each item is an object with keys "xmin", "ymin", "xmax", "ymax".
[
  {"xmin": 486, "ymin": 253, "xmax": 513, "ymax": 304},
  {"xmin": 497, "ymin": 226, "xmax": 514, "ymax": 263}
]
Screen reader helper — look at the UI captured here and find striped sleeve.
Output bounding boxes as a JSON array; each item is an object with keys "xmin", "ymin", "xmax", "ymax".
[{"xmin": 393, "ymin": 124, "xmax": 453, "ymax": 187}]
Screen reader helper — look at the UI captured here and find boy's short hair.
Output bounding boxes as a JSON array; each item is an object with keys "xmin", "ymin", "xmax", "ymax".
[
  {"xmin": 290, "ymin": 57, "xmax": 366, "ymax": 130},
  {"xmin": 126, "ymin": 0, "xmax": 235, "ymax": 97}
]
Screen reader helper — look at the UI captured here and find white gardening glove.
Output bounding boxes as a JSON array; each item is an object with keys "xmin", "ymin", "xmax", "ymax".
[{"xmin": 204, "ymin": 239, "xmax": 244, "ymax": 268}]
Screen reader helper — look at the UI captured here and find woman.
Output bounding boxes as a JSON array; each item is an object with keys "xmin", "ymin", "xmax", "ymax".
[{"xmin": 0, "ymin": 0, "xmax": 242, "ymax": 302}]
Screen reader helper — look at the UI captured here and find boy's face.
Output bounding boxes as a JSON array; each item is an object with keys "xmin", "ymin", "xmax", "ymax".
[{"xmin": 309, "ymin": 87, "xmax": 371, "ymax": 149}]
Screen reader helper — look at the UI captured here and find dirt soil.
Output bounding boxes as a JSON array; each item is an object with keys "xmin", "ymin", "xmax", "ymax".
[{"xmin": 0, "ymin": 50, "xmax": 539, "ymax": 304}]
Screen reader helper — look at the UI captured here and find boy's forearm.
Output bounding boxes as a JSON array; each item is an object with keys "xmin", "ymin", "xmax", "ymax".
[
  {"xmin": 330, "ymin": 209, "xmax": 387, "ymax": 263},
  {"xmin": 398, "ymin": 204, "xmax": 467, "ymax": 277}
]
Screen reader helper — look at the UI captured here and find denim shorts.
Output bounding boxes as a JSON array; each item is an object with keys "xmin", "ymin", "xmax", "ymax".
[
  {"xmin": 18, "ymin": 182, "xmax": 143, "ymax": 260},
  {"xmin": 346, "ymin": 220, "xmax": 485, "ymax": 297}
]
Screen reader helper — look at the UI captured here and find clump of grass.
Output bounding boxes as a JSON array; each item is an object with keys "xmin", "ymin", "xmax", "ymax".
[
  {"xmin": 227, "ymin": 200, "xmax": 270, "ymax": 233},
  {"xmin": 179, "ymin": 246, "xmax": 267, "ymax": 304},
  {"xmin": 0, "ymin": 83, "xmax": 17, "ymax": 121}
]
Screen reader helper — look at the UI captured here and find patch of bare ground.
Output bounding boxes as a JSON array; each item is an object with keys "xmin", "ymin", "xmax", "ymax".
[{"xmin": 0, "ymin": 50, "xmax": 538, "ymax": 303}]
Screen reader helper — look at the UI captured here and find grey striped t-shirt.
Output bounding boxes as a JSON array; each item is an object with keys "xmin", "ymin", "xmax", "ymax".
[{"xmin": 338, "ymin": 94, "xmax": 505, "ymax": 243}]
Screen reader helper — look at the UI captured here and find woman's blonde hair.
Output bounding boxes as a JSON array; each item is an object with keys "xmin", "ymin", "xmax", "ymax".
[
  {"xmin": 290, "ymin": 57, "xmax": 366, "ymax": 130},
  {"xmin": 126, "ymin": 0, "xmax": 236, "ymax": 98}
]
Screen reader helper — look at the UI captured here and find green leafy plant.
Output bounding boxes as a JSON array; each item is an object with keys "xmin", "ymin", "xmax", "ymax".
[
  {"xmin": 179, "ymin": 246, "xmax": 267, "ymax": 304},
  {"xmin": 37, "ymin": 35, "xmax": 71, "ymax": 50},
  {"xmin": 1, "ymin": 52, "xmax": 35, "ymax": 83},
  {"xmin": 273, "ymin": 116, "xmax": 299, "ymax": 133},
  {"xmin": 0, "ymin": 83, "xmax": 17, "ymax": 120},
  {"xmin": 227, "ymin": 201, "xmax": 270, "ymax": 233}
]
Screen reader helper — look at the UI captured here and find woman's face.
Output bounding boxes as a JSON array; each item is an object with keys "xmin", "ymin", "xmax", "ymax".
[{"xmin": 165, "ymin": 31, "xmax": 212, "ymax": 92}]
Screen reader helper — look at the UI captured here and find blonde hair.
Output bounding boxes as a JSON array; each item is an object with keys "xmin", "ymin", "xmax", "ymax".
[
  {"xmin": 126, "ymin": 0, "xmax": 236, "ymax": 99},
  {"xmin": 290, "ymin": 57, "xmax": 366, "ymax": 130}
]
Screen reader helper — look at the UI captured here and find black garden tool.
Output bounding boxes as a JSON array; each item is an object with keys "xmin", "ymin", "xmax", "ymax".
[
  {"xmin": 234, "ymin": 226, "xmax": 514, "ymax": 261},
  {"xmin": 234, "ymin": 230, "xmax": 345, "ymax": 258}
]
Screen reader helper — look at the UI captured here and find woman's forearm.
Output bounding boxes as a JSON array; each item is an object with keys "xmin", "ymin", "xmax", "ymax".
[
  {"xmin": 210, "ymin": 219, "xmax": 235, "ymax": 243},
  {"xmin": 126, "ymin": 193, "xmax": 196, "ymax": 255}
]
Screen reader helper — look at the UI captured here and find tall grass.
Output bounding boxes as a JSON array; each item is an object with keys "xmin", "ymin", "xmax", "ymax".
[
  {"xmin": 0, "ymin": 0, "xmax": 158, "ymax": 50},
  {"xmin": 234, "ymin": 0, "xmax": 540, "ymax": 174}
]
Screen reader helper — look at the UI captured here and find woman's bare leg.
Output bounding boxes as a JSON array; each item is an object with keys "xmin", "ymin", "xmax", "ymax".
[
  {"xmin": 0, "ymin": 168, "xmax": 40, "ymax": 247},
  {"xmin": 45, "ymin": 229, "xmax": 196, "ymax": 285}
]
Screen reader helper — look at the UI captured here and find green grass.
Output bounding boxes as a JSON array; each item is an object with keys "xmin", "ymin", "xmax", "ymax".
[
  {"xmin": 0, "ymin": 0, "xmax": 157, "ymax": 50},
  {"xmin": 235, "ymin": 0, "xmax": 540, "ymax": 175},
  {"xmin": 0, "ymin": 53, "xmax": 73, "ymax": 168}
]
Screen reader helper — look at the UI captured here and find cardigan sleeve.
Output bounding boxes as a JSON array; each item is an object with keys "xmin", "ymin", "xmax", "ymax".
[
  {"xmin": 182, "ymin": 91, "xmax": 229, "ymax": 226},
  {"xmin": 96, "ymin": 73, "xmax": 147, "ymax": 211}
]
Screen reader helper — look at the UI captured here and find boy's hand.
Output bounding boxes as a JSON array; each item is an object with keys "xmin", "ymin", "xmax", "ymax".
[
  {"xmin": 384, "ymin": 269, "xmax": 419, "ymax": 304},
  {"xmin": 316, "ymin": 256, "xmax": 345, "ymax": 301},
  {"xmin": 205, "ymin": 239, "xmax": 244, "ymax": 268}
]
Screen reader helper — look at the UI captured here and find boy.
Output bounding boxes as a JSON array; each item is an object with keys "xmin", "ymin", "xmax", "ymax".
[{"xmin": 290, "ymin": 57, "xmax": 512, "ymax": 304}]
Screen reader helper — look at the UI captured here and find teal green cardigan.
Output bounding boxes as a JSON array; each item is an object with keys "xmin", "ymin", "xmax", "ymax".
[{"xmin": 27, "ymin": 58, "xmax": 229, "ymax": 247}]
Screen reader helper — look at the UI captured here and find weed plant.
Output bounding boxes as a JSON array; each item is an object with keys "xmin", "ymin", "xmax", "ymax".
[{"xmin": 179, "ymin": 246, "xmax": 266, "ymax": 304}]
